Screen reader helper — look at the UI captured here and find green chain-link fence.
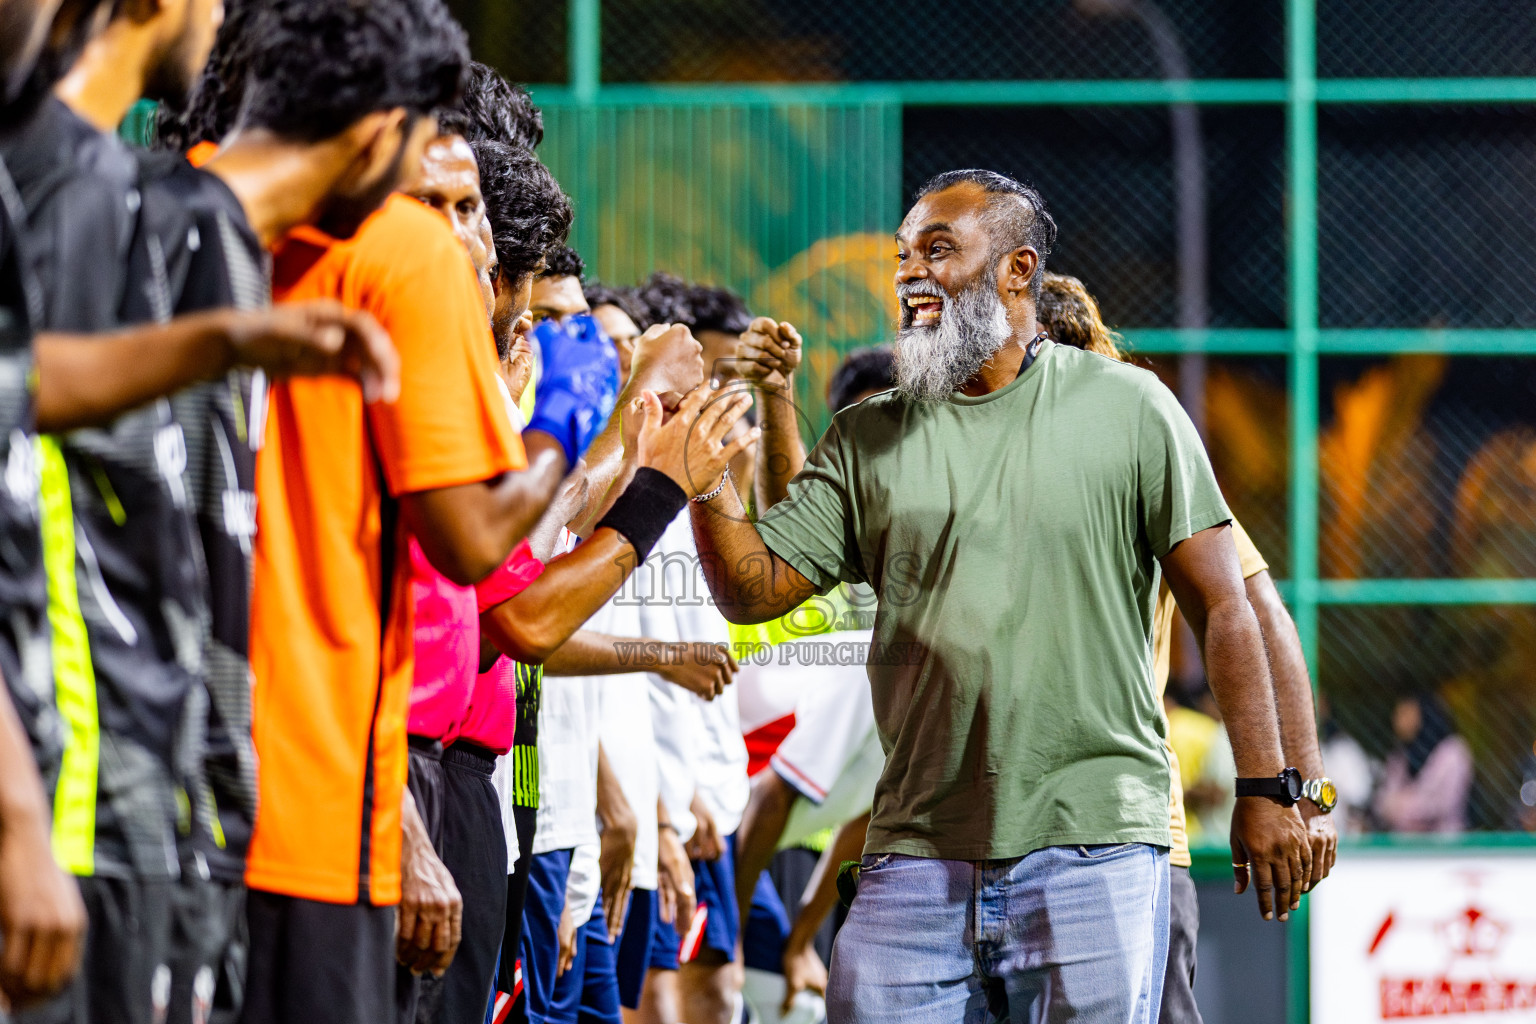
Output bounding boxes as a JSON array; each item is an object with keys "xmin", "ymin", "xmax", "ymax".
[{"xmin": 448, "ymin": 0, "xmax": 1536, "ymax": 840}]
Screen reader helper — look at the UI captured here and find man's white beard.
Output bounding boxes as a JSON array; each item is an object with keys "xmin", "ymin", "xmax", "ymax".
[{"xmin": 894, "ymin": 275, "xmax": 1013, "ymax": 402}]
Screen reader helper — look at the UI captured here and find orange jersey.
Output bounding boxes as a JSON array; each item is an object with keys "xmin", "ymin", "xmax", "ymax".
[{"xmin": 248, "ymin": 195, "xmax": 524, "ymax": 905}]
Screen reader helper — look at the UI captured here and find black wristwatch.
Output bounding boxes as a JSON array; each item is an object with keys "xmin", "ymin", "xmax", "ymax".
[{"xmin": 1234, "ymin": 767, "xmax": 1304, "ymax": 807}]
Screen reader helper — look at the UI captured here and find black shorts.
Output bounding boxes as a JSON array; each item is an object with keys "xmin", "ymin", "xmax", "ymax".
[
  {"xmin": 167, "ymin": 876, "xmax": 247, "ymax": 1024},
  {"xmin": 417, "ymin": 742, "xmax": 507, "ymax": 1024},
  {"xmin": 14, "ymin": 876, "xmax": 174, "ymax": 1024},
  {"xmin": 239, "ymin": 890, "xmax": 395, "ymax": 1024}
]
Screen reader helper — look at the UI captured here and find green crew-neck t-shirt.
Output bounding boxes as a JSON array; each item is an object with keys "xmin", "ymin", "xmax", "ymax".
[{"xmin": 755, "ymin": 340, "xmax": 1231, "ymax": 861}]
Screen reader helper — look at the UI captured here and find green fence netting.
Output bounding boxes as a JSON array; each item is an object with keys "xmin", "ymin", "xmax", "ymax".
[{"xmin": 539, "ymin": 101, "xmax": 900, "ymax": 431}]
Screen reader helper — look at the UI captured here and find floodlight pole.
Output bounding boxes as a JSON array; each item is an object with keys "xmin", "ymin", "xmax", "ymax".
[{"xmin": 1075, "ymin": 0, "xmax": 1209, "ymax": 437}]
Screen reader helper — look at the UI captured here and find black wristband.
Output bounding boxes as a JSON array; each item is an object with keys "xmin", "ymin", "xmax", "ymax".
[{"xmin": 596, "ymin": 467, "xmax": 688, "ymax": 563}]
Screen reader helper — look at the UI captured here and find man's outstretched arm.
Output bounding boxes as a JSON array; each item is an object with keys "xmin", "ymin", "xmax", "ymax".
[
  {"xmin": 1161, "ymin": 524, "xmax": 1310, "ymax": 923},
  {"xmin": 543, "ymin": 632, "xmax": 736, "ymax": 702},
  {"xmin": 689, "ymin": 478, "xmax": 818, "ymax": 624},
  {"xmin": 480, "ymin": 385, "xmax": 758, "ymax": 658},
  {"xmin": 35, "ymin": 301, "xmax": 400, "ymax": 432}
]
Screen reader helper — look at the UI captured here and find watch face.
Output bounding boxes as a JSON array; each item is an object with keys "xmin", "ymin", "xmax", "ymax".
[
  {"xmin": 1281, "ymin": 767, "xmax": 1304, "ymax": 803},
  {"xmin": 1317, "ymin": 778, "xmax": 1338, "ymax": 810}
]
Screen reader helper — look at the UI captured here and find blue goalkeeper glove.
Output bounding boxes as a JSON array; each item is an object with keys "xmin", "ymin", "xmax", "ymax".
[{"xmin": 525, "ymin": 314, "xmax": 621, "ymax": 468}]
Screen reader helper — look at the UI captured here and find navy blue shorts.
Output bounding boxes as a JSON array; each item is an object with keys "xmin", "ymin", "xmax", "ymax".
[
  {"xmin": 615, "ymin": 888, "xmax": 657, "ymax": 1008},
  {"xmin": 685, "ymin": 831, "xmax": 740, "ymax": 962},
  {"xmin": 518, "ymin": 849, "xmax": 572, "ymax": 1024},
  {"xmin": 648, "ymin": 913, "xmax": 680, "ymax": 973},
  {"xmin": 743, "ymin": 867, "xmax": 791, "ymax": 974},
  {"xmin": 547, "ymin": 902, "xmax": 621, "ymax": 1024}
]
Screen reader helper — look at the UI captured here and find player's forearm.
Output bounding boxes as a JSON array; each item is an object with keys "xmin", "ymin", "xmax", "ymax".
[
  {"xmin": 480, "ymin": 531, "xmax": 634, "ymax": 664},
  {"xmin": 1246, "ymin": 571, "xmax": 1325, "ymax": 778},
  {"xmin": 690, "ymin": 482, "xmax": 815, "ymax": 623},
  {"xmin": 34, "ymin": 317, "xmax": 234, "ymax": 431},
  {"xmin": 734, "ymin": 774, "xmax": 795, "ymax": 929},
  {"xmin": 401, "ymin": 785, "xmax": 433, "ymax": 860},
  {"xmin": 1188, "ymin": 595, "xmax": 1286, "ymax": 778},
  {"xmin": 571, "ymin": 452, "xmax": 638, "ymax": 539},
  {"xmin": 543, "ymin": 631, "xmax": 647, "ymax": 676},
  {"xmin": 752, "ymin": 376, "xmax": 806, "ymax": 514},
  {"xmin": 786, "ymin": 812, "xmax": 869, "ymax": 951},
  {"xmin": 568, "ymin": 373, "xmax": 659, "ymax": 534}
]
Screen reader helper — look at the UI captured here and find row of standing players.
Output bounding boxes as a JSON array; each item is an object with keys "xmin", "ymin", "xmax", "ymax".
[
  {"xmin": 0, "ymin": 0, "xmax": 764, "ymax": 1022},
  {"xmin": 0, "ymin": 1, "xmax": 1336, "ymax": 1023}
]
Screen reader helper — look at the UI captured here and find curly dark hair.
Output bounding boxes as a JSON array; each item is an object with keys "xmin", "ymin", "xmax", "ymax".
[
  {"xmin": 687, "ymin": 283, "xmax": 752, "ymax": 335},
  {"xmin": 538, "ymin": 244, "xmax": 585, "ymax": 281},
  {"xmin": 828, "ymin": 346, "xmax": 896, "ymax": 413},
  {"xmin": 633, "ymin": 271, "xmax": 694, "ymax": 330},
  {"xmin": 1038, "ymin": 273, "xmax": 1125, "ymax": 361},
  {"xmin": 437, "ymin": 61, "xmax": 543, "ymax": 149},
  {"xmin": 225, "ymin": 0, "xmax": 467, "ymax": 143},
  {"xmin": 583, "ymin": 282, "xmax": 644, "ymax": 323},
  {"xmin": 473, "ymin": 139, "xmax": 572, "ymax": 282}
]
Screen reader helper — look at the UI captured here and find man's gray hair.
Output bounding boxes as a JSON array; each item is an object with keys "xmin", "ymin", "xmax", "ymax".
[{"xmin": 912, "ymin": 169, "xmax": 1058, "ymax": 302}]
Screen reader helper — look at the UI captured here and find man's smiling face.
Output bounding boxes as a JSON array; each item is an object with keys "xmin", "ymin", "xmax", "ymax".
[
  {"xmin": 894, "ymin": 181, "xmax": 998, "ymax": 329},
  {"xmin": 890, "ymin": 182, "xmax": 1020, "ymax": 402}
]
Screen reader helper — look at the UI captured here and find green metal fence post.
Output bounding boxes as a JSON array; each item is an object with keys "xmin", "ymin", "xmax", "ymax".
[
  {"xmin": 1286, "ymin": 1, "xmax": 1319, "ymax": 1022},
  {"xmin": 569, "ymin": 0, "xmax": 601, "ymax": 103}
]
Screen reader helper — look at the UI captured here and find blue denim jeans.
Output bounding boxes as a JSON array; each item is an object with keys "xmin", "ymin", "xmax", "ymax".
[{"xmin": 826, "ymin": 843, "xmax": 1170, "ymax": 1024}]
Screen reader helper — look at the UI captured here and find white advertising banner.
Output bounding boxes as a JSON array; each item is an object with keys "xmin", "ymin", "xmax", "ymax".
[{"xmin": 1312, "ymin": 852, "xmax": 1536, "ymax": 1022}]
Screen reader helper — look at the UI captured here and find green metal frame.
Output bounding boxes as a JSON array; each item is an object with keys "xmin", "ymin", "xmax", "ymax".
[{"xmin": 549, "ymin": 4, "xmax": 1536, "ymax": 1020}]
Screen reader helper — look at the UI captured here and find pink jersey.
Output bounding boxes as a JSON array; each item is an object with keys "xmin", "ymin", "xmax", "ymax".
[
  {"xmin": 406, "ymin": 536, "xmax": 481, "ymax": 742},
  {"xmin": 458, "ymin": 541, "xmax": 545, "ymax": 752}
]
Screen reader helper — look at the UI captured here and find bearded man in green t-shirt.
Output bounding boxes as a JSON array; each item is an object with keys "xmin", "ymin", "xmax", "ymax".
[{"xmin": 685, "ymin": 169, "xmax": 1311, "ymax": 1023}]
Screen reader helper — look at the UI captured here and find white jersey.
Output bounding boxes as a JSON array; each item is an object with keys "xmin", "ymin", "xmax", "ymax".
[
  {"xmin": 578, "ymin": 594, "xmax": 661, "ymax": 891},
  {"xmin": 565, "ymin": 841, "xmax": 601, "ymax": 928},
  {"xmin": 531, "ymin": 533, "xmax": 599, "ymax": 855},
  {"xmin": 532, "ymin": 671, "xmax": 602, "ymax": 855},
  {"xmin": 692, "ymin": 685, "xmax": 748, "ymax": 836},
  {"xmin": 632, "ymin": 513, "xmax": 749, "ymax": 838},
  {"xmin": 648, "ymin": 671, "xmax": 702, "ymax": 842}
]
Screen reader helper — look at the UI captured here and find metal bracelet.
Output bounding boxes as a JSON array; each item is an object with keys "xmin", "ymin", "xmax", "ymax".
[{"xmin": 690, "ymin": 469, "xmax": 731, "ymax": 504}]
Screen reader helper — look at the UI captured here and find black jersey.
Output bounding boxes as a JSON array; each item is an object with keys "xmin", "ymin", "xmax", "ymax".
[
  {"xmin": 0, "ymin": 154, "xmax": 54, "ymax": 794},
  {"xmin": 1, "ymin": 98, "xmax": 202, "ymax": 881},
  {"xmin": 136, "ymin": 156, "xmax": 267, "ymax": 884}
]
